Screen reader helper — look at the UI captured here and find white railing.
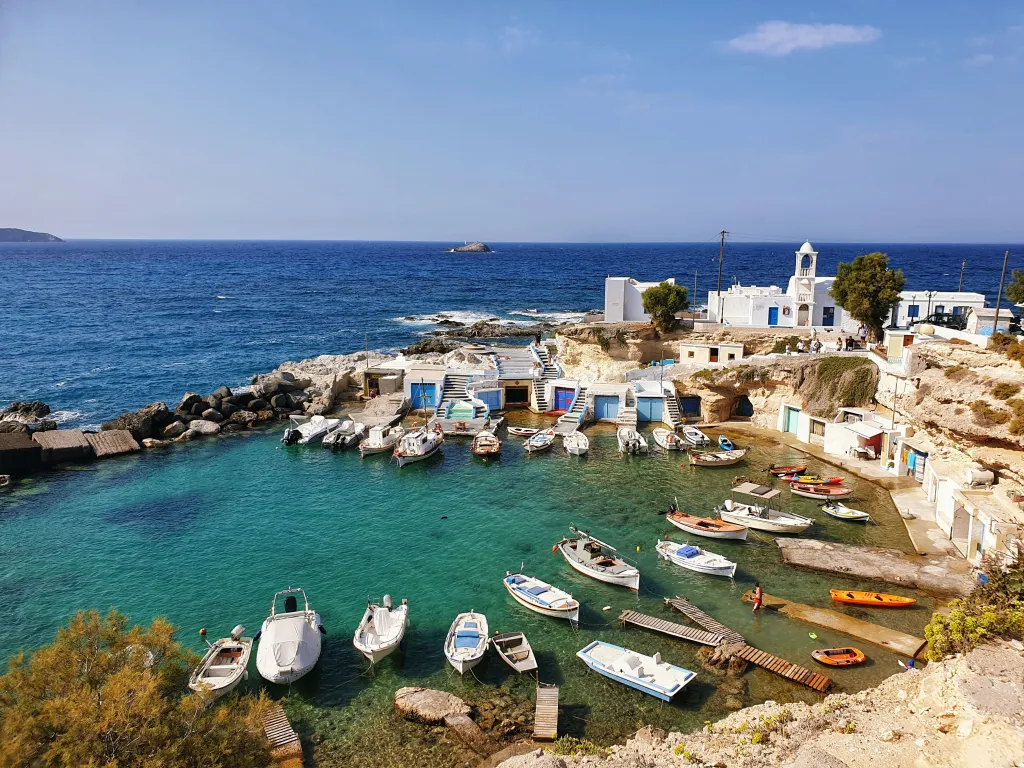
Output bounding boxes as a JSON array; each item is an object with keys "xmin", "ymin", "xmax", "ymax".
[{"xmin": 798, "ymin": 268, "xmax": 812, "ymax": 277}]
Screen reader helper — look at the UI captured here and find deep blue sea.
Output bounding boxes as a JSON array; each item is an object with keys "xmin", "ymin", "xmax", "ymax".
[{"xmin": 1, "ymin": 240, "xmax": 1019, "ymax": 428}]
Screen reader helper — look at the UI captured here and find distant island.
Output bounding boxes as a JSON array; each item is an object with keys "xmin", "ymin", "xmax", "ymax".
[
  {"xmin": 447, "ymin": 241, "xmax": 491, "ymax": 253},
  {"xmin": 0, "ymin": 228, "xmax": 63, "ymax": 243}
]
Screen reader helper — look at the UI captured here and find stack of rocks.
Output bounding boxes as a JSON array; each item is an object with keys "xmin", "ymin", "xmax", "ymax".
[{"xmin": 0, "ymin": 401, "xmax": 58, "ymax": 434}]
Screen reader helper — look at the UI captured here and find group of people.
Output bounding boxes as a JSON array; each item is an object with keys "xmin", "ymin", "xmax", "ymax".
[{"xmin": 786, "ymin": 324, "xmax": 869, "ymax": 356}]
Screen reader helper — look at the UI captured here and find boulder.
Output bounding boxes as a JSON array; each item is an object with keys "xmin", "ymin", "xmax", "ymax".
[
  {"xmin": 142, "ymin": 438, "xmax": 169, "ymax": 449},
  {"xmin": 0, "ymin": 421, "xmax": 28, "ymax": 434},
  {"xmin": 184, "ymin": 419, "xmax": 221, "ymax": 437},
  {"xmin": 36, "ymin": 420, "xmax": 57, "ymax": 432},
  {"xmin": 178, "ymin": 392, "xmax": 203, "ymax": 412},
  {"xmin": 190, "ymin": 402, "xmax": 207, "ymax": 417},
  {"xmin": 229, "ymin": 410, "xmax": 258, "ymax": 426},
  {"xmin": 162, "ymin": 421, "xmax": 187, "ymax": 439},
  {"xmin": 101, "ymin": 402, "xmax": 170, "ymax": 441},
  {"xmin": 212, "ymin": 385, "xmax": 233, "ymax": 400},
  {"xmin": 248, "ymin": 398, "xmax": 269, "ymax": 412},
  {"xmin": 202, "ymin": 395, "xmax": 221, "ymax": 410},
  {"xmin": 4, "ymin": 401, "xmax": 50, "ymax": 419},
  {"xmin": 219, "ymin": 402, "xmax": 239, "ymax": 417},
  {"xmin": 394, "ymin": 687, "xmax": 470, "ymax": 723},
  {"xmin": 271, "ymin": 393, "xmax": 294, "ymax": 409},
  {"xmin": 201, "ymin": 408, "xmax": 225, "ymax": 423},
  {"xmin": 221, "ymin": 422, "xmax": 246, "ymax": 433}
]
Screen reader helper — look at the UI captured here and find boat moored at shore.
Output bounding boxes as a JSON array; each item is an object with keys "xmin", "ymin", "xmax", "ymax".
[
  {"xmin": 359, "ymin": 424, "xmax": 405, "ymax": 457},
  {"xmin": 353, "ymin": 594, "xmax": 409, "ymax": 665},
  {"xmin": 655, "ymin": 540, "xmax": 737, "ymax": 578},
  {"xmin": 255, "ymin": 588, "xmax": 324, "ymax": 685},
  {"xmin": 651, "ymin": 428, "xmax": 685, "ymax": 451},
  {"xmin": 281, "ymin": 415, "xmax": 341, "ymax": 446},
  {"xmin": 563, "ymin": 431, "xmax": 589, "ymax": 455},
  {"xmin": 617, "ymin": 428, "xmax": 648, "ymax": 455},
  {"xmin": 717, "ymin": 482, "xmax": 813, "ymax": 533},
  {"xmin": 576, "ymin": 641, "xmax": 696, "ymax": 701},
  {"xmin": 444, "ymin": 611, "xmax": 489, "ymax": 674},
  {"xmin": 393, "ymin": 425, "xmax": 443, "ymax": 467},
  {"xmin": 189, "ymin": 625, "xmax": 252, "ymax": 700},
  {"xmin": 555, "ymin": 525, "xmax": 640, "ymax": 591},
  {"xmin": 504, "ymin": 572, "xmax": 579, "ymax": 623}
]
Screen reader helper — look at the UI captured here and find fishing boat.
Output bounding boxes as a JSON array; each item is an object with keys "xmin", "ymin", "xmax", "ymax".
[
  {"xmin": 490, "ymin": 632, "xmax": 538, "ymax": 674},
  {"xmin": 687, "ymin": 448, "xmax": 749, "ymax": 467},
  {"xmin": 563, "ymin": 431, "xmax": 589, "ymax": 455},
  {"xmin": 778, "ymin": 474, "xmax": 844, "ymax": 485},
  {"xmin": 651, "ymin": 428, "xmax": 685, "ymax": 451},
  {"xmin": 255, "ymin": 588, "xmax": 324, "ymax": 684},
  {"xmin": 655, "ymin": 540, "xmax": 737, "ymax": 578},
  {"xmin": 718, "ymin": 435, "xmax": 734, "ymax": 451},
  {"xmin": 507, "ymin": 426, "xmax": 539, "ymax": 437},
  {"xmin": 555, "ymin": 525, "xmax": 640, "ymax": 591},
  {"xmin": 576, "ymin": 641, "xmax": 696, "ymax": 702},
  {"xmin": 523, "ymin": 429, "xmax": 556, "ymax": 454},
  {"xmin": 444, "ymin": 611, "xmax": 489, "ymax": 674},
  {"xmin": 359, "ymin": 424, "xmax": 405, "ymax": 457},
  {"xmin": 471, "ymin": 430, "xmax": 501, "ymax": 457},
  {"xmin": 822, "ymin": 502, "xmax": 872, "ymax": 522},
  {"xmin": 716, "ymin": 482, "xmax": 814, "ymax": 533},
  {"xmin": 322, "ymin": 419, "xmax": 366, "ymax": 449},
  {"xmin": 790, "ymin": 483, "xmax": 854, "ymax": 500},
  {"xmin": 617, "ymin": 428, "xmax": 648, "ymax": 455},
  {"xmin": 680, "ymin": 425, "xmax": 711, "ymax": 446},
  {"xmin": 666, "ymin": 504, "xmax": 748, "ymax": 541},
  {"xmin": 830, "ymin": 590, "xmax": 917, "ymax": 608},
  {"xmin": 189, "ymin": 625, "xmax": 252, "ymax": 700},
  {"xmin": 811, "ymin": 647, "xmax": 867, "ymax": 667},
  {"xmin": 352, "ymin": 595, "xmax": 409, "ymax": 665},
  {"xmin": 503, "ymin": 572, "xmax": 579, "ymax": 623},
  {"xmin": 766, "ymin": 463, "xmax": 807, "ymax": 476},
  {"xmin": 393, "ymin": 426, "xmax": 443, "ymax": 467},
  {"xmin": 281, "ymin": 415, "xmax": 341, "ymax": 446}
]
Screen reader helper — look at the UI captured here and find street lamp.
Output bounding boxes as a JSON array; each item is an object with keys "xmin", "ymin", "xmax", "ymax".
[{"xmin": 925, "ymin": 291, "xmax": 936, "ymax": 318}]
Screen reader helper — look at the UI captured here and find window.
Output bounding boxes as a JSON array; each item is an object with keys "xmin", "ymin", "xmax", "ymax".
[
  {"xmin": 907, "ymin": 305, "xmax": 920, "ymax": 319},
  {"xmin": 810, "ymin": 420, "xmax": 825, "ymax": 437},
  {"xmin": 687, "ymin": 350, "xmax": 695, "ymax": 358},
  {"xmin": 727, "ymin": 353, "xmax": 736, "ymax": 361},
  {"xmin": 934, "ymin": 305, "xmax": 945, "ymax": 314}
]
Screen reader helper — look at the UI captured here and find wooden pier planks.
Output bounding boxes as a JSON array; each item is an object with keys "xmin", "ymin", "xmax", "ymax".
[
  {"xmin": 665, "ymin": 596, "xmax": 746, "ymax": 645},
  {"xmin": 733, "ymin": 645, "xmax": 832, "ymax": 693},
  {"xmin": 619, "ymin": 610, "xmax": 724, "ymax": 647},
  {"xmin": 263, "ymin": 703, "xmax": 302, "ymax": 763},
  {"xmin": 533, "ymin": 685, "xmax": 559, "ymax": 741}
]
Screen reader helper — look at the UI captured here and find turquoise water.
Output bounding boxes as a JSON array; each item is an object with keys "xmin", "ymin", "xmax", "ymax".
[{"xmin": 0, "ymin": 420, "xmax": 931, "ymax": 753}]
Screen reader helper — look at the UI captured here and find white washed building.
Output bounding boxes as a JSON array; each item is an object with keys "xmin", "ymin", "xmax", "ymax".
[
  {"xmin": 604, "ymin": 276, "xmax": 676, "ymax": 323},
  {"xmin": 890, "ymin": 291, "xmax": 986, "ymax": 327}
]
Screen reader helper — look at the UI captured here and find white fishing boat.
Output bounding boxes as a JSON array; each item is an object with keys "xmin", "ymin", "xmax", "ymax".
[
  {"xmin": 563, "ymin": 431, "xmax": 589, "ymax": 456},
  {"xmin": 507, "ymin": 426, "xmax": 538, "ymax": 437},
  {"xmin": 680, "ymin": 425, "xmax": 711, "ymax": 446},
  {"xmin": 576, "ymin": 641, "xmax": 696, "ymax": 701},
  {"xmin": 716, "ymin": 482, "xmax": 814, "ymax": 534},
  {"xmin": 822, "ymin": 502, "xmax": 872, "ymax": 522},
  {"xmin": 352, "ymin": 595, "xmax": 409, "ymax": 665},
  {"xmin": 393, "ymin": 426, "xmax": 443, "ymax": 467},
  {"xmin": 656, "ymin": 540, "xmax": 737, "ymax": 578},
  {"xmin": 666, "ymin": 499, "xmax": 748, "ymax": 540},
  {"xmin": 281, "ymin": 415, "xmax": 340, "ymax": 446},
  {"xmin": 651, "ymin": 428, "xmax": 685, "ymax": 451},
  {"xmin": 616, "ymin": 428, "xmax": 648, "ymax": 455},
  {"xmin": 555, "ymin": 525, "xmax": 640, "ymax": 591},
  {"xmin": 443, "ymin": 611, "xmax": 489, "ymax": 674},
  {"xmin": 322, "ymin": 419, "xmax": 366, "ymax": 449},
  {"xmin": 255, "ymin": 588, "xmax": 324, "ymax": 685},
  {"xmin": 189, "ymin": 625, "xmax": 252, "ymax": 700},
  {"xmin": 359, "ymin": 424, "xmax": 405, "ymax": 457},
  {"xmin": 523, "ymin": 428, "xmax": 555, "ymax": 453},
  {"xmin": 687, "ymin": 448, "xmax": 749, "ymax": 467},
  {"xmin": 503, "ymin": 572, "xmax": 579, "ymax": 623}
]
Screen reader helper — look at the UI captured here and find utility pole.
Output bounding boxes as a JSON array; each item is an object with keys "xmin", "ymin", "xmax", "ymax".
[
  {"xmin": 716, "ymin": 230, "xmax": 727, "ymax": 322},
  {"xmin": 958, "ymin": 259, "xmax": 966, "ymax": 291},
  {"xmin": 693, "ymin": 270, "xmax": 698, "ymax": 320},
  {"xmin": 993, "ymin": 250, "xmax": 1010, "ymax": 335}
]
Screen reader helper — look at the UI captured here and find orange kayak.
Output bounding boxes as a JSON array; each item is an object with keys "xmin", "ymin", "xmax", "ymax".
[
  {"xmin": 830, "ymin": 590, "xmax": 917, "ymax": 607},
  {"xmin": 812, "ymin": 647, "xmax": 866, "ymax": 667}
]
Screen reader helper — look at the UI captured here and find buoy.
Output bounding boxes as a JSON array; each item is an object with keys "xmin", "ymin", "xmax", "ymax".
[
  {"xmin": 441, "ymin": 515, "xmax": 448, "ymax": 520},
  {"xmin": 636, "ymin": 545, "xmax": 641, "ymax": 552},
  {"xmin": 551, "ymin": 544, "xmax": 558, "ymax": 553},
  {"xmin": 602, "ymin": 605, "xmax": 611, "ymax": 611},
  {"xmin": 199, "ymin": 628, "xmax": 206, "ymax": 636},
  {"xmin": 808, "ymin": 632, "xmax": 818, "ymax": 640}
]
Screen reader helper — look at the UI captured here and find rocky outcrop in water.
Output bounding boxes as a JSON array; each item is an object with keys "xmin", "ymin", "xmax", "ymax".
[
  {"xmin": 448, "ymin": 241, "xmax": 491, "ymax": 253},
  {"xmin": 432, "ymin": 320, "xmax": 548, "ymax": 339},
  {"xmin": 101, "ymin": 401, "xmax": 174, "ymax": 442},
  {"xmin": 394, "ymin": 687, "xmax": 495, "ymax": 756}
]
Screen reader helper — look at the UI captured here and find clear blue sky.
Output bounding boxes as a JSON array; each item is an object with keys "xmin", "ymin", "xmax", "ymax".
[{"xmin": 1, "ymin": 1, "xmax": 1022, "ymax": 241}]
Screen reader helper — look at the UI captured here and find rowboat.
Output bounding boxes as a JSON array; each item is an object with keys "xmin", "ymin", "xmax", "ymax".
[
  {"xmin": 444, "ymin": 611, "xmax": 488, "ymax": 674},
  {"xmin": 716, "ymin": 482, "xmax": 814, "ymax": 534},
  {"xmin": 576, "ymin": 641, "xmax": 696, "ymax": 702},
  {"xmin": 830, "ymin": 590, "xmax": 917, "ymax": 608},
  {"xmin": 617, "ymin": 428, "xmax": 648, "ymax": 455},
  {"xmin": 680, "ymin": 425, "xmax": 711, "ymax": 446},
  {"xmin": 656, "ymin": 540, "xmax": 737, "ymax": 578},
  {"xmin": 393, "ymin": 426, "xmax": 443, "ymax": 467},
  {"xmin": 718, "ymin": 435, "xmax": 734, "ymax": 451},
  {"xmin": 767, "ymin": 464, "xmax": 807, "ymax": 476},
  {"xmin": 359, "ymin": 424, "xmax": 405, "ymax": 457},
  {"xmin": 353, "ymin": 595, "xmax": 409, "ymax": 665},
  {"xmin": 811, "ymin": 647, "xmax": 867, "ymax": 667},
  {"xmin": 503, "ymin": 572, "xmax": 579, "ymax": 623},
  {"xmin": 255, "ymin": 588, "xmax": 324, "ymax": 685},
  {"xmin": 779, "ymin": 475, "xmax": 844, "ymax": 485},
  {"xmin": 523, "ymin": 429, "xmax": 556, "ymax": 453},
  {"xmin": 555, "ymin": 525, "xmax": 640, "ymax": 591},
  {"xmin": 507, "ymin": 426, "xmax": 538, "ymax": 437},
  {"xmin": 651, "ymin": 428, "xmax": 685, "ymax": 451},
  {"xmin": 471, "ymin": 430, "xmax": 501, "ymax": 457},
  {"xmin": 666, "ymin": 506, "xmax": 748, "ymax": 541},
  {"xmin": 189, "ymin": 625, "xmax": 251, "ymax": 700},
  {"xmin": 790, "ymin": 483, "xmax": 854, "ymax": 500},
  {"xmin": 822, "ymin": 502, "xmax": 872, "ymax": 522},
  {"xmin": 563, "ymin": 432, "xmax": 589, "ymax": 456},
  {"xmin": 490, "ymin": 631, "xmax": 538, "ymax": 674},
  {"xmin": 687, "ymin": 448, "xmax": 749, "ymax": 467}
]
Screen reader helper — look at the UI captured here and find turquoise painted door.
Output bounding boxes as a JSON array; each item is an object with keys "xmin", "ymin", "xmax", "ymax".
[
  {"xmin": 768, "ymin": 307, "xmax": 779, "ymax": 326},
  {"xmin": 594, "ymin": 395, "xmax": 619, "ymax": 420},
  {"xmin": 410, "ymin": 383, "xmax": 436, "ymax": 410},
  {"xmin": 636, "ymin": 397, "xmax": 663, "ymax": 423},
  {"xmin": 785, "ymin": 407, "xmax": 800, "ymax": 433}
]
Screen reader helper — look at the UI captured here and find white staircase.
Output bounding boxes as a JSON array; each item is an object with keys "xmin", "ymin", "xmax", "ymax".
[
  {"xmin": 530, "ymin": 343, "xmax": 560, "ymax": 412},
  {"xmin": 664, "ymin": 392, "xmax": 682, "ymax": 428},
  {"xmin": 437, "ymin": 373, "xmax": 481, "ymax": 416},
  {"xmin": 615, "ymin": 389, "xmax": 638, "ymax": 428}
]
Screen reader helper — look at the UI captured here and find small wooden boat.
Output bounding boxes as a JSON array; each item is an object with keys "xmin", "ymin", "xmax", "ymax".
[
  {"xmin": 651, "ymin": 428, "xmax": 685, "ymax": 451},
  {"xmin": 822, "ymin": 502, "xmax": 872, "ymax": 522},
  {"xmin": 444, "ymin": 611, "xmax": 489, "ymax": 674},
  {"xmin": 779, "ymin": 475, "xmax": 844, "ymax": 485},
  {"xmin": 767, "ymin": 464, "xmax": 807, "ymax": 476},
  {"xmin": 717, "ymin": 483, "xmax": 813, "ymax": 533},
  {"xmin": 718, "ymin": 435, "xmax": 734, "ymax": 451},
  {"xmin": 830, "ymin": 590, "xmax": 916, "ymax": 608},
  {"xmin": 576, "ymin": 641, "xmax": 696, "ymax": 701},
  {"xmin": 617, "ymin": 428, "xmax": 648, "ymax": 455},
  {"xmin": 353, "ymin": 595, "xmax": 409, "ymax": 665},
  {"xmin": 503, "ymin": 572, "xmax": 579, "ymax": 623},
  {"xmin": 687, "ymin": 448, "xmax": 749, "ymax": 467},
  {"xmin": 563, "ymin": 431, "xmax": 589, "ymax": 455},
  {"xmin": 471, "ymin": 430, "xmax": 501, "ymax": 457},
  {"xmin": 555, "ymin": 525, "xmax": 640, "ymax": 591},
  {"xmin": 189, "ymin": 625, "xmax": 251, "ymax": 700},
  {"xmin": 790, "ymin": 483, "xmax": 853, "ymax": 500},
  {"xmin": 523, "ymin": 429, "xmax": 555, "ymax": 453},
  {"xmin": 666, "ymin": 507, "xmax": 748, "ymax": 541},
  {"xmin": 359, "ymin": 424, "xmax": 405, "ymax": 457},
  {"xmin": 656, "ymin": 540, "xmax": 737, "ymax": 578},
  {"xmin": 490, "ymin": 631, "xmax": 538, "ymax": 674},
  {"xmin": 812, "ymin": 647, "xmax": 867, "ymax": 667},
  {"xmin": 507, "ymin": 426, "xmax": 539, "ymax": 437},
  {"xmin": 680, "ymin": 425, "xmax": 711, "ymax": 447}
]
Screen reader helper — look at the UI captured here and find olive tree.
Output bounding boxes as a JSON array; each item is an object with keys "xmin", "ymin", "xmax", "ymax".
[
  {"xmin": 829, "ymin": 252, "xmax": 906, "ymax": 342},
  {"xmin": 641, "ymin": 281, "xmax": 689, "ymax": 332}
]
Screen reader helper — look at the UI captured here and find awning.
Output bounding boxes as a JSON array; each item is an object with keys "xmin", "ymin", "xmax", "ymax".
[{"xmin": 846, "ymin": 421, "xmax": 884, "ymax": 439}]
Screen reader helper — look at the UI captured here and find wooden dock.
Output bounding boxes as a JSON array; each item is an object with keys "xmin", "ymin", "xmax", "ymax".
[
  {"xmin": 263, "ymin": 704, "xmax": 302, "ymax": 764},
  {"xmin": 741, "ymin": 590, "xmax": 927, "ymax": 658},
  {"xmin": 619, "ymin": 610, "xmax": 724, "ymax": 647},
  {"xmin": 733, "ymin": 645, "xmax": 832, "ymax": 693},
  {"xmin": 665, "ymin": 596, "xmax": 746, "ymax": 645},
  {"xmin": 533, "ymin": 685, "xmax": 559, "ymax": 741}
]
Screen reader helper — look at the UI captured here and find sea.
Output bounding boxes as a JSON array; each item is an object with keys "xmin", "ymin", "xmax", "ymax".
[{"xmin": 0, "ymin": 241, "xmax": 1017, "ymax": 762}]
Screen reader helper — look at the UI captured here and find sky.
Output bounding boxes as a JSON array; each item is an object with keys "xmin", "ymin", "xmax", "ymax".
[{"xmin": 1, "ymin": 1, "xmax": 1022, "ymax": 242}]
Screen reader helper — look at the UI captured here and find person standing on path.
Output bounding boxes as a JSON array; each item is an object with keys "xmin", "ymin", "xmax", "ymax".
[{"xmin": 752, "ymin": 581, "xmax": 763, "ymax": 613}]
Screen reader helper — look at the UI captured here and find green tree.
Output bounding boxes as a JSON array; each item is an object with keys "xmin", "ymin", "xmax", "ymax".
[
  {"xmin": 641, "ymin": 281, "xmax": 689, "ymax": 332},
  {"xmin": 1006, "ymin": 269, "xmax": 1024, "ymax": 306},
  {"xmin": 829, "ymin": 252, "xmax": 906, "ymax": 342},
  {"xmin": 0, "ymin": 610, "xmax": 270, "ymax": 767}
]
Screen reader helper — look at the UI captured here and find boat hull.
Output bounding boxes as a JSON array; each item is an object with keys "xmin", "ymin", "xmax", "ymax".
[
  {"xmin": 718, "ymin": 507, "xmax": 812, "ymax": 533},
  {"xmin": 503, "ymin": 579, "xmax": 579, "ymax": 622},
  {"xmin": 359, "ymin": 444, "xmax": 393, "ymax": 457},
  {"xmin": 656, "ymin": 542, "xmax": 736, "ymax": 578},
  {"xmin": 822, "ymin": 503, "xmax": 871, "ymax": 521},
  {"xmin": 558, "ymin": 542, "xmax": 639, "ymax": 590},
  {"xmin": 576, "ymin": 642, "xmax": 695, "ymax": 702},
  {"xmin": 790, "ymin": 484, "xmax": 853, "ymax": 500},
  {"xmin": 667, "ymin": 514, "xmax": 748, "ymax": 541},
  {"xmin": 829, "ymin": 590, "xmax": 916, "ymax": 607},
  {"xmin": 395, "ymin": 444, "xmax": 441, "ymax": 467}
]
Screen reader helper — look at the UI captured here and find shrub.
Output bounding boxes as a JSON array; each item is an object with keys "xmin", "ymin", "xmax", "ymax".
[
  {"xmin": 802, "ymin": 357, "xmax": 878, "ymax": 416},
  {"xmin": 992, "ymin": 382, "xmax": 1021, "ymax": 400},
  {"xmin": 770, "ymin": 336, "xmax": 801, "ymax": 354},
  {"xmin": 971, "ymin": 400, "xmax": 1011, "ymax": 425},
  {"xmin": 641, "ymin": 281, "xmax": 689, "ymax": 332},
  {"xmin": 595, "ymin": 330, "xmax": 611, "ymax": 351},
  {"xmin": 547, "ymin": 736, "xmax": 606, "ymax": 757},
  {"xmin": 1010, "ymin": 418, "xmax": 1024, "ymax": 436},
  {"xmin": 691, "ymin": 369, "xmax": 715, "ymax": 384},
  {"xmin": 944, "ymin": 364, "xmax": 971, "ymax": 380}
]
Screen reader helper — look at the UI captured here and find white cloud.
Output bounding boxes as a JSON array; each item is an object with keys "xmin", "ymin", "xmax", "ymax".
[
  {"xmin": 727, "ymin": 21, "xmax": 881, "ymax": 56},
  {"xmin": 499, "ymin": 24, "xmax": 540, "ymax": 54},
  {"xmin": 966, "ymin": 53, "xmax": 994, "ymax": 66}
]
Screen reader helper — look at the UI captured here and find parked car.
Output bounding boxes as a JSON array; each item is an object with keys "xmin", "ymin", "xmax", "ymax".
[{"xmin": 913, "ymin": 312, "xmax": 967, "ymax": 331}]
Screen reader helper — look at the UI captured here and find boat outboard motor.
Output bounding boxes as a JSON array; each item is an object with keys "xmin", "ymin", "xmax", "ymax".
[
  {"xmin": 284, "ymin": 595, "xmax": 298, "ymax": 613},
  {"xmin": 281, "ymin": 428, "xmax": 300, "ymax": 446},
  {"xmin": 230, "ymin": 624, "xmax": 246, "ymax": 640},
  {"xmin": 382, "ymin": 594, "xmax": 393, "ymax": 610}
]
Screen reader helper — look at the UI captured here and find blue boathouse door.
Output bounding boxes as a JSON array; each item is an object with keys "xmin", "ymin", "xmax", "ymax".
[
  {"xmin": 554, "ymin": 387, "xmax": 574, "ymax": 412},
  {"xmin": 594, "ymin": 395, "xmax": 620, "ymax": 420},
  {"xmin": 636, "ymin": 397, "xmax": 663, "ymax": 423},
  {"xmin": 410, "ymin": 383, "xmax": 436, "ymax": 411},
  {"xmin": 768, "ymin": 307, "xmax": 779, "ymax": 326}
]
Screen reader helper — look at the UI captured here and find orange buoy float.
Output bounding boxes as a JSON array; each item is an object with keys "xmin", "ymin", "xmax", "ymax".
[{"xmin": 551, "ymin": 544, "xmax": 558, "ymax": 553}]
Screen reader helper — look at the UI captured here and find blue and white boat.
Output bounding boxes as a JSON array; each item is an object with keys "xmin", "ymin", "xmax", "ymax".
[
  {"xmin": 503, "ymin": 572, "xmax": 579, "ymax": 623},
  {"xmin": 576, "ymin": 641, "xmax": 696, "ymax": 701},
  {"xmin": 718, "ymin": 435, "xmax": 734, "ymax": 451}
]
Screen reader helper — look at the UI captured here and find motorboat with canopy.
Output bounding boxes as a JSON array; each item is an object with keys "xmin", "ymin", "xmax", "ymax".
[
  {"xmin": 255, "ymin": 588, "xmax": 324, "ymax": 685},
  {"xmin": 716, "ymin": 482, "xmax": 813, "ymax": 533}
]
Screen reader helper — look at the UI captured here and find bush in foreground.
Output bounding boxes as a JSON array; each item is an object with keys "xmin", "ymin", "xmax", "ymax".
[{"xmin": 0, "ymin": 610, "xmax": 270, "ymax": 767}]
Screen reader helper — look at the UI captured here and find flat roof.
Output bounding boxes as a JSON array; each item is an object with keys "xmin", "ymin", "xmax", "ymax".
[
  {"xmin": 732, "ymin": 482, "xmax": 781, "ymax": 500},
  {"xmin": 955, "ymin": 490, "xmax": 1024, "ymax": 525},
  {"xmin": 846, "ymin": 421, "xmax": 884, "ymax": 439}
]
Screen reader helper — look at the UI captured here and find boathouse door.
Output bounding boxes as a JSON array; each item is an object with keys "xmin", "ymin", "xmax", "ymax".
[
  {"xmin": 594, "ymin": 395, "xmax": 620, "ymax": 420},
  {"xmin": 554, "ymin": 387, "xmax": 574, "ymax": 412},
  {"xmin": 784, "ymin": 406, "xmax": 800, "ymax": 433},
  {"xmin": 410, "ymin": 383, "xmax": 436, "ymax": 411},
  {"xmin": 636, "ymin": 397, "xmax": 663, "ymax": 423},
  {"xmin": 768, "ymin": 307, "xmax": 779, "ymax": 326}
]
